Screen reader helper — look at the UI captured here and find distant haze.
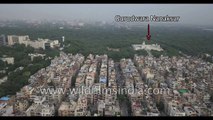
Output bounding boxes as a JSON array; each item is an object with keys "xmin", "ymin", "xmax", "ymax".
[{"xmin": 0, "ymin": 4, "xmax": 213, "ymax": 26}]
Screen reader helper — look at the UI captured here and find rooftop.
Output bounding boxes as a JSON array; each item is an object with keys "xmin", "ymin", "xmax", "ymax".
[
  {"xmin": 0, "ymin": 97, "xmax": 10, "ymax": 101},
  {"xmin": 178, "ymin": 89, "xmax": 189, "ymax": 94}
]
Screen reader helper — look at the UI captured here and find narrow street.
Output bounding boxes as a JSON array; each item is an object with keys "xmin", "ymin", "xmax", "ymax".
[{"xmin": 115, "ymin": 62, "xmax": 129, "ymax": 116}]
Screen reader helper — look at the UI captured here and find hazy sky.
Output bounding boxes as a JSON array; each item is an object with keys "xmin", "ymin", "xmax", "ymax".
[{"xmin": 0, "ymin": 4, "xmax": 213, "ymax": 25}]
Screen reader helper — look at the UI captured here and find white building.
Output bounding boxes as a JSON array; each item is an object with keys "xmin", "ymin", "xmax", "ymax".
[
  {"xmin": 167, "ymin": 100, "xmax": 186, "ymax": 116},
  {"xmin": 7, "ymin": 35, "xmax": 60, "ymax": 50},
  {"xmin": 0, "ymin": 105, "xmax": 14, "ymax": 116},
  {"xmin": 147, "ymin": 111, "xmax": 160, "ymax": 116},
  {"xmin": 0, "ymin": 57, "xmax": 14, "ymax": 64},
  {"xmin": 25, "ymin": 103, "xmax": 42, "ymax": 116},
  {"xmin": 58, "ymin": 101, "xmax": 77, "ymax": 116},
  {"xmin": 132, "ymin": 41, "xmax": 163, "ymax": 51},
  {"xmin": 28, "ymin": 53, "xmax": 46, "ymax": 61},
  {"xmin": 0, "ymin": 76, "xmax": 7, "ymax": 85},
  {"xmin": 41, "ymin": 104, "xmax": 55, "ymax": 116},
  {"xmin": 27, "ymin": 39, "xmax": 47, "ymax": 49},
  {"xmin": 7, "ymin": 35, "xmax": 29, "ymax": 45},
  {"xmin": 25, "ymin": 103, "xmax": 55, "ymax": 116},
  {"xmin": 62, "ymin": 36, "xmax": 65, "ymax": 42}
]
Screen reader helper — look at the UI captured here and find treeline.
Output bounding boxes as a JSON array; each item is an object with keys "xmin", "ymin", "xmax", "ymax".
[{"xmin": 1, "ymin": 24, "xmax": 213, "ymax": 60}]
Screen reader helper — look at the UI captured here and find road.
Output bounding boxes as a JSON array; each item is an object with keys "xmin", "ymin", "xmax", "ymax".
[
  {"xmin": 160, "ymin": 111, "xmax": 167, "ymax": 116},
  {"xmin": 115, "ymin": 62, "xmax": 129, "ymax": 116}
]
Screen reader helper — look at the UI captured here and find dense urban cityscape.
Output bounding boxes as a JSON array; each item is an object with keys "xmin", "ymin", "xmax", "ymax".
[{"xmin": 0, "ymin": 34, "xmax": 213, "ymax": 116}]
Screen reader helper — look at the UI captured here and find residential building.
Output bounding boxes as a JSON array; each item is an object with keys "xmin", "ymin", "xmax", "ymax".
[
  {"xmin": 13, "ymin": 99, "xmax": 29, "ymax": 113},
  {"xmin": 58, "ymin": 101, "xmax": 77, "ymax": 116},
  {"xmin": 7, "ymin": 35, "xmax": 29, "ymax": 45},
  {"xmin": 0, "ymin": 57, "xmax": 14, "ymax": 64}
]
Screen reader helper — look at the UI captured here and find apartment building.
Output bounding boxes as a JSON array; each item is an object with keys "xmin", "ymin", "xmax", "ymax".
[
  {"xmin": 58, "ymin": 101, "xmax": 77, "ymax": 116},
  {"xmin": 13, "ymin": 99, "xmax": 29, "ymax": 113},
  {"xmin": 7, "ymin": 35, "xmax": 29, "ymax": 45},
  {"xmin": 74, "ymin": 95, "xmax": 88, "ymax": 116}
]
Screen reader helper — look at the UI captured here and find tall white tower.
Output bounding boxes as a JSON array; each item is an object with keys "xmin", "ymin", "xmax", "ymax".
[{"xmin": 62, "ymin": 36, "xmax": 65, "ymax": 42}]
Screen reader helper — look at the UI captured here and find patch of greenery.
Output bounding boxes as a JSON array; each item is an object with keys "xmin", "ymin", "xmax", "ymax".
[{"xmin": 0, "ymin": 44, "xmax": 53, "ymax": 97}]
